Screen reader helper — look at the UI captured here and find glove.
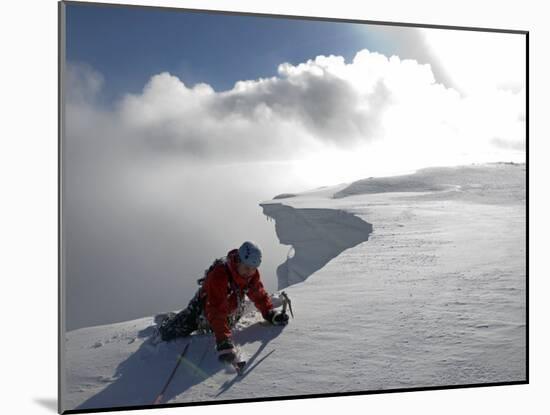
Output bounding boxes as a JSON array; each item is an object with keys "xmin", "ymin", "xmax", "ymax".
[
  {"xmin": 216, "ymin": 339, "xmax": 237, "ymax": 363},
  {"xmin": 265, "ymin": 309, "xmax": 289, "ymax": 326}
]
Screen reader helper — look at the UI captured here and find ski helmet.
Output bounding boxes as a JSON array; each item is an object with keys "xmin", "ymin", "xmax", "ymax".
[{"xmin": 238, "ymin": 241, "xmax": 262, "ymax": 268}]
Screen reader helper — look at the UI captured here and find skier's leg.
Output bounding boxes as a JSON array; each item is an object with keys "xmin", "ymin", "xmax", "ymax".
[{"xmin": 159, "ymin": 290, "xmax": 203, "ymax": 341}]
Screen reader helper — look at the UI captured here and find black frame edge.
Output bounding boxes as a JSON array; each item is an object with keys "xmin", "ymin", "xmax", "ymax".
[
  {"xmin": 63, "ymin": 381, "xmax": 529, "ymax": 414},
  {"xmin": 525, "ymin": 30, "xmax": 529, "ymax": 385},
  {"xmin": 58, "ymin": 1, "xmax": 66, "ymax": 414},
  {"xmin": 61, "ymin": 0, "xmax": 528, "ymax": 34}
]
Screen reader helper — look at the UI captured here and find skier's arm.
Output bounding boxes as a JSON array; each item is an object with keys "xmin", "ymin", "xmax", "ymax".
[
  {"xmin": 203, "ymin": 271, "xmax": 232, "ymax": 342},
  {"xmin": 246, "ymin": 273, "xmax": 274, "ymax": 319}
]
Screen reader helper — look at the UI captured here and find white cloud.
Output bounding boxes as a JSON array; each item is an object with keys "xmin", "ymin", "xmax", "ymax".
[
  {"xmin": 420, "ymin": 28, "xmax": 526, "ymax": 95},
  {"xmin": 64, "ymin": 44, "xmax": 526, "ymax": 193},
  {"xmin": 65, "ymin": 62, "xmax": 105, "ymax": 104},
  {"xmin": 107, "ymin": 47, "xmax": 525, "ymax": 171}
]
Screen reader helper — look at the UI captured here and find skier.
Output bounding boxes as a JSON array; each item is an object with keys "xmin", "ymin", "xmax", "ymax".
[{"xmin": 158, "ymin": 241, "xmax": 289, "ymax": 364}]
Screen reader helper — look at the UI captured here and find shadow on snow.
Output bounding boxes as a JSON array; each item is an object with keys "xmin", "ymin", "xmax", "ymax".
[{"xmin": 76, "ymin": 321, "xmax": 285, "ymax": 411}]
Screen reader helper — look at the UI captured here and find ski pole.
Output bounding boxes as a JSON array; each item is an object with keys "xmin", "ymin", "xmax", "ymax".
[{"xmin": 152, "ymin": 342, "xmax": 191, "ymax": 405}]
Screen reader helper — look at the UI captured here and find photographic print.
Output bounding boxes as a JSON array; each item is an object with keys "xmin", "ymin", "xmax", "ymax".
[{"xmin": 59, "ymin": 1, "xmax": 527, "ymax": 413}]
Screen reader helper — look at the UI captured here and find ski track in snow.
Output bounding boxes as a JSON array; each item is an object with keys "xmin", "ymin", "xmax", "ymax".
[{"xmin": 63, "ymin": 163, "xmax": 526, "ymax": 411}]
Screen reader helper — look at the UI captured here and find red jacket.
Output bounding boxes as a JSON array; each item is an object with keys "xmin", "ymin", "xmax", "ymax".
[{"xmin": 202, "ymin": 249, "xmax": 273, "ymax": 342}]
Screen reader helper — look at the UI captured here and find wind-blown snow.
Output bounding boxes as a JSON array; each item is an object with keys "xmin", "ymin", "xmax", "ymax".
[{"xmin": 62, "ymin": 163, "xmax": 526, "ymax": 413}]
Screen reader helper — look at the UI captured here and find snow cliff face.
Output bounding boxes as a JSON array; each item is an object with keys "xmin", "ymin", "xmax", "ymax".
[{"xmin": 260, "ymin": 203, "xmax": 373, "ymax": 289}]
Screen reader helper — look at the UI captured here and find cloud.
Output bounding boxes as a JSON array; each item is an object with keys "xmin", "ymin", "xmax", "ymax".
[
  {"xmin": 106, "ymin": 48, "xmax": 525, "ymax": 166},
  {"xmin": 419, "ymin": 29, "xmax": 526, "ymax": 96},
  {"xmin": 359, "ymin": 25, "xmax": 460, "ymax": 91},
  {"xmin": 361, "ymin": 25, "xmax": 526, "ymax": 97},
  {"xmin": 65, "ymin": 62, "xmax": 105, "ymax": 104},
  {"xmin": 115, "ymin": 51, "xmax": 442, "ymax": 161},
  {"xmin": 211, "ymin": 55, "xmax": 390, "ymax": 145}
]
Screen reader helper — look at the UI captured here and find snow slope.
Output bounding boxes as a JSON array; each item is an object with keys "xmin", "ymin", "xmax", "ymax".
[{"xmin": 62, "ymin": 163, "xmax": 526, "ymax": 413}]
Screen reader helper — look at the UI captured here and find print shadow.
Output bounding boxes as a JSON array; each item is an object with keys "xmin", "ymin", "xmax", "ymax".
[
  {"xmin": 33, "ymin": 398, "xmax": 57, "ymax": 412},
  {"xmin": 76, "ymin": 321, "xmax": 285, "ymax": 411}
]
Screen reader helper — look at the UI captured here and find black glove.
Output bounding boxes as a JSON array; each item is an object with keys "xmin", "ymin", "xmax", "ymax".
[
  {"xmin": 265, "ymin": 309, "xmax": 289, "ymax": 326},
  {"xmin": 216, "ymin": 339, "xmax": 237, "ymax": 363}
]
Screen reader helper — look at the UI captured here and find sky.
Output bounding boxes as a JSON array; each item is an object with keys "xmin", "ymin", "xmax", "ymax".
[
  {"xmin": 62, "ymin": 2, "xmax": 526, "ymax": 330},
  {"xmin": 66, "ymin": 4, "xmax": 385, "ymax": 103}
]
